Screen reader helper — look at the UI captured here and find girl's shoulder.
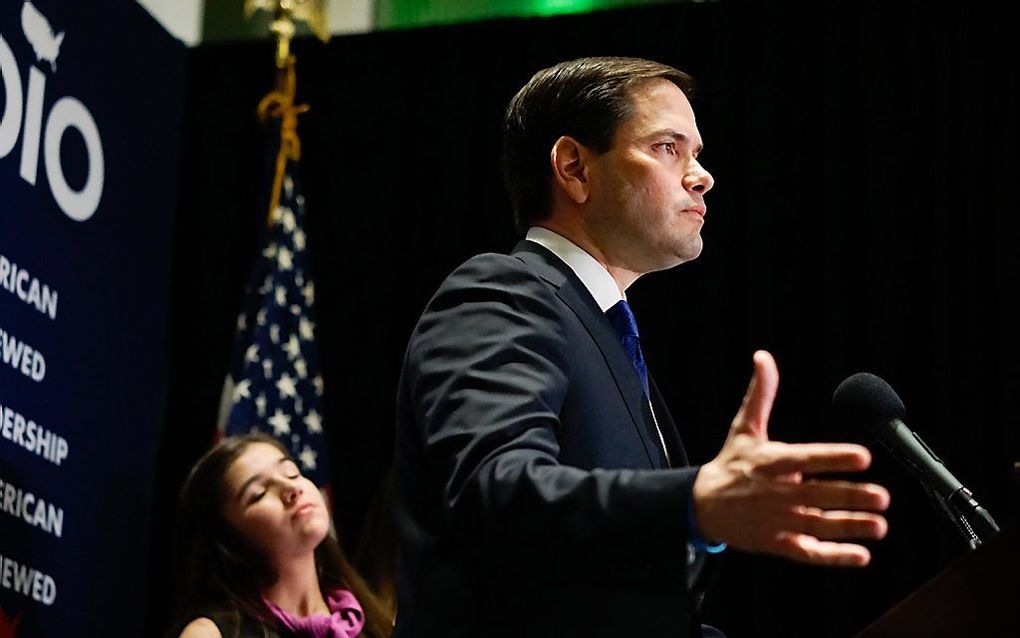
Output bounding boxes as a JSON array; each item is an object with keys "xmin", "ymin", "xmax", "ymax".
[{"xmin": 178, "ymin": 617, "xmax": 221, "ymax": 638}]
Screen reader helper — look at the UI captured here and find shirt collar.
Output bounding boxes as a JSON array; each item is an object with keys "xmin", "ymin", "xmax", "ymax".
[{"xmin": 525, "ymin": 226, "xmax": 624, "ymax": 312}]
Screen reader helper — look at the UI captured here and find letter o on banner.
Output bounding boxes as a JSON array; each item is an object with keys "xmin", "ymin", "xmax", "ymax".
[
  {"xmin": 44, "ymin": 97, "xmax": 104, "ymax": 222},
  {"xmin": 0, "ymin": 34, "xmax": 23, "ymax": 159}
]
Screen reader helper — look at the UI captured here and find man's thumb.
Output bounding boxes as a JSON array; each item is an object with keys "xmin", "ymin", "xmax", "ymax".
[{"xmin": 731, "ymin": 350, "xmax": 779, "ymax": 439}]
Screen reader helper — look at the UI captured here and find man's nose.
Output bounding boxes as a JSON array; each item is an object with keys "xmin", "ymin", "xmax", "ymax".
[{"xmin": 685, "ymin": 159, "xmax": 714, "ymax": 194}]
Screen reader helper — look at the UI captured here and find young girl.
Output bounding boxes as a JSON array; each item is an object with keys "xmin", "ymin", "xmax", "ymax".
[{"xmin": 171, "ymin": 432, "xmax": 392, "ymax": 638}]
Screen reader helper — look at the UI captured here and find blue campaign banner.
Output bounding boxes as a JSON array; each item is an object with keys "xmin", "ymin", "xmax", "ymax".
[{"xmin": 0, "ymin": 1, "xmax": 185, "ymax": 636}]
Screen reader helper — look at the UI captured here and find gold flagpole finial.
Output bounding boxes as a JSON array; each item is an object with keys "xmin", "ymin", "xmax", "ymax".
[{"xmin": 245, "ymin": 0, "xmax": 330, "ymax": 68}]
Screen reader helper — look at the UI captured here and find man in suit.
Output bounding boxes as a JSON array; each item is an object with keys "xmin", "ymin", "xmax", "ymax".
[{"xmin": 392, "ymin": 57, "xmax": 889, "ymax": 637}]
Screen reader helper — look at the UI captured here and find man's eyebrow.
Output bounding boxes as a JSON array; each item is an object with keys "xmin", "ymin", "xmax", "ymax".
[{"xmin": 235, "ymin": 456, "xmax": 290, "ymax": 501}]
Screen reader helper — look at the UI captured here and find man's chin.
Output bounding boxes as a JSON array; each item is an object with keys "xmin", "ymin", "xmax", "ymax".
[{"xmin": 668, "ymin": 239, "xmax": 703, "ymax": 267}]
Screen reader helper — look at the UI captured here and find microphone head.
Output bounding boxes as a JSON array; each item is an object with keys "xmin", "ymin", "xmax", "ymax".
[{"xmin": 832, "ymin": 372, "xmax": 907, "ymax": 436}]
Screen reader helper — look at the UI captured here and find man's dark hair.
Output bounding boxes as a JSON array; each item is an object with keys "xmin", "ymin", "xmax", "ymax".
[{"xmin": 502, "ymin": 56, "xmax": 695, "ymax": 234}]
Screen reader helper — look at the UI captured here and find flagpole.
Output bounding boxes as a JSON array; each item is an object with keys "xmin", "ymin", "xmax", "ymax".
[
  {"xmin": 218, "ymin": 0, "xmax": 334, "ymax": 490},
  {"xmin": 245, "ymin": 0, "xmax": 330, "ymax": 225}
]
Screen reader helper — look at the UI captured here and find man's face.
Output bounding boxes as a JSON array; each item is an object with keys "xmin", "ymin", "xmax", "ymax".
[{"xmin": 585, "ymin": 79, "xmax": 714, "ymax": 274}]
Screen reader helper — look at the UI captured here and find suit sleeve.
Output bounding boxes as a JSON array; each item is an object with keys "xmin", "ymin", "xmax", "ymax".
[{"xmin": 404, "ymin": 253, "xmax": 697, "ymax": 555}]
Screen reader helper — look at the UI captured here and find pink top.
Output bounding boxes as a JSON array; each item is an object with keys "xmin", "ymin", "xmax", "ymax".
[{"xmin": 264, "ymin": 588, "xmax": 365, "ymax": 638}]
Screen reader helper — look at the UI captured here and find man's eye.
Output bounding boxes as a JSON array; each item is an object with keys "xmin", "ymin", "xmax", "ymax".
[
  {"xmin": 656, "ymin": 142, "xmax": 678, "ymax": 155},
  {"xmin": 286, "ymin": 474, "xmax": 300, "ymax": 480}
]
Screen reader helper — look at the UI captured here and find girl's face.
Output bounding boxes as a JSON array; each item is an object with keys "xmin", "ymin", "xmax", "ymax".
[{"xmin": 222, "ymin": 442, "xmax": 330, "ymax": 564}]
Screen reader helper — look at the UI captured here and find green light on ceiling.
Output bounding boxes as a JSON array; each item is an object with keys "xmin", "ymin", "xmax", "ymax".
[
  {"xmin": 529, "ymin": 0, "xmax": 600, "ymax": 18},
  {"xmin": 377, "ymin": 0, "xmax": 671, "ymax": 30}
]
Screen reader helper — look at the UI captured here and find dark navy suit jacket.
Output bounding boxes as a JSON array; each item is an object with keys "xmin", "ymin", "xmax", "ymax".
[{"xmin": 393, "ymin": 240, "xmax": 712, "ymax": 637}]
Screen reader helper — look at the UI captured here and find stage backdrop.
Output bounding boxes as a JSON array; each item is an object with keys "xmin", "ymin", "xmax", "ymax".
[
  {"xmin": 0, "ymin": 1, "xmax": 185, "ymax": 636},
  {"xmin": 149, "ymin": 1, "xmax": 1019, "ymax": 636}
]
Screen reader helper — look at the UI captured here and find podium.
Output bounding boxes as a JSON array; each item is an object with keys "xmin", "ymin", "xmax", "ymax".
[{"xmin": 854, "ymin": 522, "xmax": 1019, "ymax": 637}]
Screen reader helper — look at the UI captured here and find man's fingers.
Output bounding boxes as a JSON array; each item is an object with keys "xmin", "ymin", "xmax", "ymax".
[
  {"xmin": 777, "ymin": 479, "xmax": 891, "ymax": 512},
  {"xmin": 773, "ymin": 533, "xmax": 873, "ymax": 567},
  {"xmin": 754, "ymin": 442, "xmax": 872, "ymax": 476},
  {"xmin": 786, "ymin": 507, "xmax": 889, "ymax": 540},
  {"xmin": 731, "ymin": 350, "xmax": 779, "ymax": 439}
]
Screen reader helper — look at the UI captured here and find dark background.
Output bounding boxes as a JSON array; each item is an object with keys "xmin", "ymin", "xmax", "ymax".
[{"xmin": 147, "ymin": 2, "xmax": 1019, "ymax": 636}]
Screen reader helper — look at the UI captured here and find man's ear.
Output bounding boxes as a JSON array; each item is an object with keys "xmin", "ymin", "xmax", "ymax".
[{"xmin": 550, "ymin": 136, "xmax": 590, "ymax": 205}]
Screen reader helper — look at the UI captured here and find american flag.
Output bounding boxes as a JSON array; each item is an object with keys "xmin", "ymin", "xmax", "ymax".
[{"xmin": 218, "ymin": 155, "xmax": 331, "ymax": 487}]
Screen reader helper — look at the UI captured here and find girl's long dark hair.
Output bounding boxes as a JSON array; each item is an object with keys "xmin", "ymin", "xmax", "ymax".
[{"xmin": 170, "ymin": 433, "xmax": 392, "ymax": 638}]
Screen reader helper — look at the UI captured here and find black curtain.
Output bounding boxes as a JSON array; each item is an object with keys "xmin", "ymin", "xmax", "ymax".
[{"xmin": 148, "ymin": 2, "xmax": 1019, "ymax": 636}]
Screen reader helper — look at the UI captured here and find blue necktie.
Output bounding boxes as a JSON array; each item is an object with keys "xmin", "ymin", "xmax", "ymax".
[{"xmin": 605, "ymin": 299, "xmax": 649, "ymax": 398}]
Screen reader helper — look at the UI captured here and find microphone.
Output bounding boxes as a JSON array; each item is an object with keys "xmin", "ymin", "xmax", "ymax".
[{"xmin": 832, "ymin": 372, "xmax": 999, "ymax": 547}]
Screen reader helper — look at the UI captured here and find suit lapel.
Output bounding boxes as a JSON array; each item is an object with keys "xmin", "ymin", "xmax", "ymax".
[{"xmin": 512, "ymin": 241, "xmax": 668, "ymax": 469}]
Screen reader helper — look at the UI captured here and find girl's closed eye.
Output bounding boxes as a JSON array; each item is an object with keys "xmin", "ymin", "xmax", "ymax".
[{"xmin": 282, "ymin": 459, "xmax": 301, "ymax": 479}]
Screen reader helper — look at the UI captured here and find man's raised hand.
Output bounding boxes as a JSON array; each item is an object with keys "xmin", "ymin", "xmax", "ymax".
[{"xmin": 691, "ymin": 351, "xmax": 890, "ymax": 566}]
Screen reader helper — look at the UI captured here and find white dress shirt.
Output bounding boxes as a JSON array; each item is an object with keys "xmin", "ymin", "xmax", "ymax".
[{"xmin": 525, "ymin": 226, "xmax": 624, "ymax": 312}]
